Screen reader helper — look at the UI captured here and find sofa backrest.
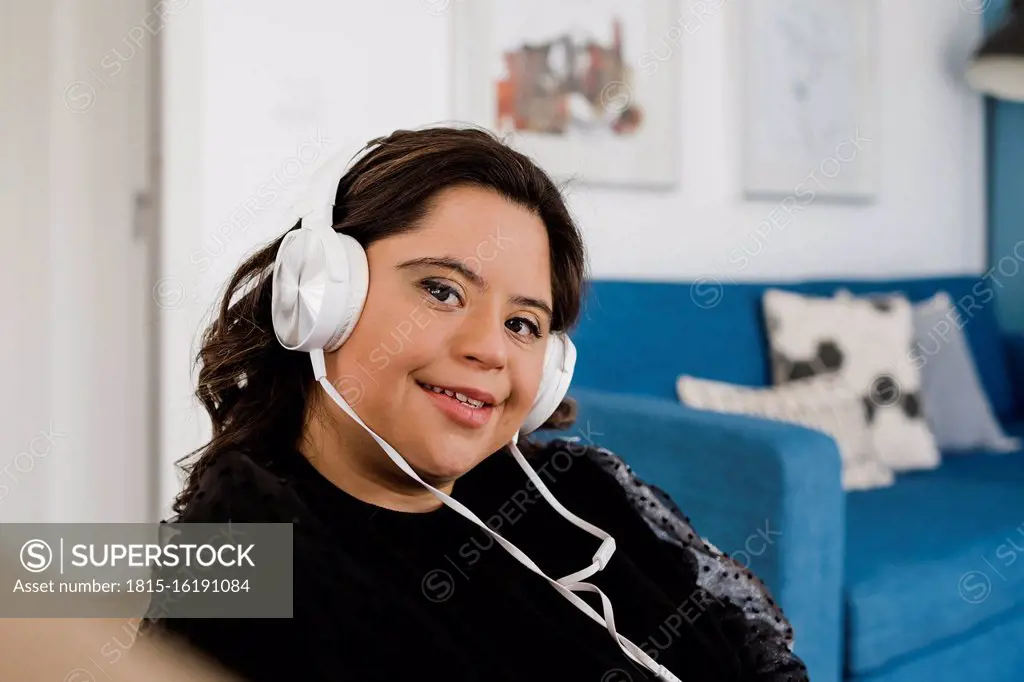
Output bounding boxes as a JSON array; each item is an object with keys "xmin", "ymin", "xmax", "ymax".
[{"xmin": 568, "ymin": 275, "xmax": 1014, "ymax": 419}]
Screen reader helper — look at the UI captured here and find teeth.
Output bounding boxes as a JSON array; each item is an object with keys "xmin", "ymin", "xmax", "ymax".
[{"xmin": 422, "ymin": 383, "xmax": 486, "ymax": 408}]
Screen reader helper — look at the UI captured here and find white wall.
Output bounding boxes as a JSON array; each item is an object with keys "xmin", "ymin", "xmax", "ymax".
[
  {"xmin": 1, "ymin": 1, "xmax": 54, "ymax": 523},
  {"xmin": 159, "ymin": 0, "xmax": 987, "ymax": 509},
  {"xmin": 1, "ymin": 0, "xmax": 157, "ymax": 523}
]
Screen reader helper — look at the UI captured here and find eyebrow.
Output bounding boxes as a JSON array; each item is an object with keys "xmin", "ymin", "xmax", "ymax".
[{"xmin": 397, "ymin": 256, "xmax": 554, "ymax": 320}]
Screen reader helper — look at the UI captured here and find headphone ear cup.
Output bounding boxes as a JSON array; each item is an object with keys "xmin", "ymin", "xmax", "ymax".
[
  {"xmin": 521, "ymin": 333, "xmax": 577, "ymax": 435},
  {"xmin": 271, "ymin": 225, "xmax": 369, "ymax": 353}
]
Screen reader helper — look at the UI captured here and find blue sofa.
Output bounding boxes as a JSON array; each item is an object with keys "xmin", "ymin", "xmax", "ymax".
[{"xmin": 551, "ymin": 275, "xmax": 1024, "ymax": 682}]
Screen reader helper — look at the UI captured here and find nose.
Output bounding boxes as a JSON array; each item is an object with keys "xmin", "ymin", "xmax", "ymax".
[{"xmin": 451, "ymin": 306, "xmax": 507, "ymax": 371}]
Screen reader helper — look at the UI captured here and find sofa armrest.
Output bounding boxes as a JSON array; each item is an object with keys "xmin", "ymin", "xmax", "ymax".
[
  {"xmin": 544, "ymin": 387, "xmax": 845, "ymax": 682},
  {"xmin": 1003, "ymin": 332, "xmax": 1024, "ymax": 422}
]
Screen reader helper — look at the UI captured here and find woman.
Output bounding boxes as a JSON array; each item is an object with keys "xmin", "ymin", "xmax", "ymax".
[{"xmin": 146, "ymin": 126, "xmax": 809, "ymax": 682}]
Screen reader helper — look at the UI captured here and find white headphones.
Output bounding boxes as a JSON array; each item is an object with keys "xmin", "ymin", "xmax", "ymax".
[{"xmin": 267, "ymin": 142, "xmax": 679, "ymax": 682}]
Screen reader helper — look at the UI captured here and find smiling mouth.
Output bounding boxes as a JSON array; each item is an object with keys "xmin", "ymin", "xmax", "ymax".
[{"xmin": 416, "ymin": 381, "xmax": 494, "ymax": 408}]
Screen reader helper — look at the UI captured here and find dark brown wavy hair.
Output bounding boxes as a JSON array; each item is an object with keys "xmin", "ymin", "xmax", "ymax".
[{"xmin": 171, "ymin": 126, "xmax": 588, "ymax": 516}]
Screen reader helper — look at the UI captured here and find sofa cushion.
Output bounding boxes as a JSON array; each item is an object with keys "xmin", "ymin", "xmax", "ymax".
[
  {"xmin": 570, "ymin": 276, "xmax": 1013, "ymax": 418},
  {"xmin": 857, "ymin": 608, "xmax": 1024, "ymax": 682},
  {"xmin": 844, "ymin": 436, "xmax": 1024, "ymax": 675}
]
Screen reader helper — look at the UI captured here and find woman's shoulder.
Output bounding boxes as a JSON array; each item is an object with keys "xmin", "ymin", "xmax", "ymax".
[
  {"xmin": 528, "ymin": 436, "xmax": 807, "ymax": 678},
  {"xmin": 174, "ymin": 450, "xmax": 303, "ymax": 524},
  {"xmin": 526, "ymin": 435, "xmax": 739, "ymax": 560},
  {"xmin": 520, "ymin": 436, "xmax": 659, "ymax": 515}
]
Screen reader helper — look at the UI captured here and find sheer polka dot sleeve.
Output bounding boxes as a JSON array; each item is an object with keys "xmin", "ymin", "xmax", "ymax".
[{"xmin": 547, "ymin": 438, "xmax": 810, "ymax": 682}]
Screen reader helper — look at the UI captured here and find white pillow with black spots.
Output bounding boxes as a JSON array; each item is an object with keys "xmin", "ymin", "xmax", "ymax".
[
  {"xmin": 677, "ymin": 373, "xmax": 894, "ymax": 491},
  {"xmin": 762, "ymin": 288, "xmax": 940, "ymax": 472}
]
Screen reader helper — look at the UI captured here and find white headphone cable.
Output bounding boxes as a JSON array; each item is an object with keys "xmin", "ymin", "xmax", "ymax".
[{"xmin": 309, "ymin": 350, "xmax": 683, "ymax": 682}]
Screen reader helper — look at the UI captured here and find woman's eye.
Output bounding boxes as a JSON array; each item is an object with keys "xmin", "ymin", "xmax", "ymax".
[
  {"xmin": 507, "ymin": 317, "xmax": 542, "ymax": 339},
  {"xmin": 422, "ymin": 280, "xmax": 462, "ymax": 306}
]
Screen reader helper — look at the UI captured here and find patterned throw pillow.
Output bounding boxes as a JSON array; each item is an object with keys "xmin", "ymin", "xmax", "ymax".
[
  {"xmin": 762, "ymin": 288, "xmax": 940, "ymax": 472},
  {"xmin": 677, "ymin": 373, "xmax": 894, "ymax": 491},
  {"xmin": 834, "ymin": 289, "xmax": 1020, "ymax": 453}
]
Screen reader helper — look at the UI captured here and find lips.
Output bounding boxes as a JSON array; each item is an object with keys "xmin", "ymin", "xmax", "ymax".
[
  {"xmin": 416, "ymin": 381, "xmax": 498, "ymax": 428},
  {"xmin": 416, "ymin": 382, "xmax": 496, "ymax": 407}
]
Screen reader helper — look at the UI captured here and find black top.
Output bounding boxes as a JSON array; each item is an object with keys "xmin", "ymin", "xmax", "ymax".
[{"xmin": 147, "ymin": 438, "xmax": 808, "ymax": 682}]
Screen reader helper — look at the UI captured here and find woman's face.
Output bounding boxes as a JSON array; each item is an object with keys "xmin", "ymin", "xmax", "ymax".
[{"xmin": 326, "ymin": 185, "xmax": 553, "ymax": 484}]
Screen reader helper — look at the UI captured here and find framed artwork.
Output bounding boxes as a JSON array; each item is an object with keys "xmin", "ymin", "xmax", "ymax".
[
  {"xmin": 451, "ymin": 0, "xmax": 680, "ymax": 188},
  {"xmin": 741, "ymin": 0, "xmax": 878, "ymax": 201}
]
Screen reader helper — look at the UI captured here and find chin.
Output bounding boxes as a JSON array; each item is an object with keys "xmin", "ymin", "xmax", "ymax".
[
  {"xmin": 405, "ymin": 422, "xmax": 501, "ymax": 479},
  {"xmin": 407, "ymin": 447, "xmax": 480, "ymax": 484}
]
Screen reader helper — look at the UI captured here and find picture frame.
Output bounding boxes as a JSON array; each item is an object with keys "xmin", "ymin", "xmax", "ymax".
[
  {"xmin": 451, "ymin": 0, "xmax": 681, "ymax": 189},
  {"xmin": 740, "ymin": 0, "xmax": 878, "ymax": 202}
]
